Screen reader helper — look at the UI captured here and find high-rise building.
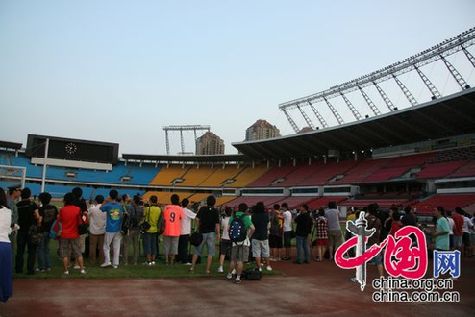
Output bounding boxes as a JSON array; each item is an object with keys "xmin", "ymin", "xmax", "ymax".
[
  {"xmin": 245, "ymin": 119, "xmax": 280, "ymax": 141},
  {"xmin": 195, "ymin": 131, "xmax": 225, "ymax": 155}
]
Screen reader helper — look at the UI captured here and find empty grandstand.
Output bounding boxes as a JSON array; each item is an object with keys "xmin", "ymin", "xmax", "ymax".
[{"xmin": 1, "ymin": 28, "xmax": 475, "ymax": 215}]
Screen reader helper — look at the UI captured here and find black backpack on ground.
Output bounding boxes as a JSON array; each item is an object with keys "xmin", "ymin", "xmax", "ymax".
[{"xmin": 242, "ymin": 268, "xmax": 262, "ymax": 280}]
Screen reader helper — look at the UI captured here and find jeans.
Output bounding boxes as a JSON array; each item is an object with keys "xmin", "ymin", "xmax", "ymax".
[
  {"xmin": 143, "ymin": 232, "xmax": 158, "ymax": 257},
  {"xmin": 15, "ymin": 231, "xmax": 37, "ymax": 274},
  {"xmin": 296, "ymin": 235, "xmax": 310, "ymax": 263},
  {"xmin": 36, "ymin": 232, "xmax": 51, "ymax": 270},
  {"xmin": 177, "ymin": 234, "xmax": 189, "ymax": 263},
  {"xmin": 103, "ymin": 232, "xmax": 122, "ymax": 266}
]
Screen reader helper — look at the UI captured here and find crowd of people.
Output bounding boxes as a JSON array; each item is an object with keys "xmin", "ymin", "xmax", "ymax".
[{"xmin": 1, "ymin": 185, "xmax": 474, "ymax": 302}]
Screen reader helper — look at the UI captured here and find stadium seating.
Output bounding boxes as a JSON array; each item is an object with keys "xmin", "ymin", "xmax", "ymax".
[
  {"xmin": 142, "ymin": 191, "xmax": 194, "ymax": 204},
  {"xmin": 215, "ymin": 196, "xmax": 237, "ymax": 207},
  {"xmin": 416, "ymin": 160, "xmax": 468, "ymax": 179},
  {"xmin": 249, "ymin": 164, "xmax": 296, "ymax": 187},
  {"xmin": 413, "ymin": 194, "xmax": 475, "ymax": 215},
  {"xmin": 150, "ymin": 165, "xmax": 188, "ymax": 185},
  {"xmin": 299, "ymin": 160, "xmax": 357, "ymax": 186},
  {"xmin": 225, "ymin": 196, "xmax": 286, "ymax": 208},
  {"xmin": 226, "ymin": 165, "xmax": 268, "ymax": 188},
  {"xmin": 341, "ymin": 198, "xmax": 410, "ymax": 208},
  {"xmin": 307, "ymin": 196, "xmax": 348, "ymax": 209},
  {"xmin": 199, "ymin": 166, "xmax": 244, "ymax": 187},
  {"xmin": 448, "ymin": 160, "xmax": 475, "ymax": 178},
  {"xmin": 178, "ymin": 166, "xmax": 216, "ymax": 186}
]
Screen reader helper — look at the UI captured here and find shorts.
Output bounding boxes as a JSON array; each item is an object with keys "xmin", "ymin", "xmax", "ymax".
[
  {"xmin": 328, "ymin": 230, "xmax": 343, "ymax": 248},
  {"xmin": 315, "ymin": 239, "xmax": 328, "ymax": 246},
  {"xmin": 462, "ymin": 232, "xmax": 471, "ymax": 247},
  {"xmin": 369, "ymin": 254, "xmax": 383, "ymax": 266},
  {"xmin": 453, "ymin": 235, "xmax": 462, "ymax": 248},
  {"xmin": 60, "ymin": 238, "xmax": 82, "ymax": 258},
  {"xmin": 231, "ymin": 245, "xmax": 250, "ymax": 262},
  {"xmin": 220, "ymin": 239, "xmax": 232, "ymax": 255},
  {"xmin": 283, "ymin": 231, "xmax": 292, "ymax": 248},
  {"xmin": 269, "ymin": 234, "xmax": 283, "ymax": 249},
  {"xmin": 194, "ymin": 232, "xmax": 216, "ymax": 257},
  {"xmin": 251, "ymin": 239, "xmax": 270, "ymax": 258},
  {"xmin": 163, "ymin": 236, "xmax": 179, "ymax": 256}
]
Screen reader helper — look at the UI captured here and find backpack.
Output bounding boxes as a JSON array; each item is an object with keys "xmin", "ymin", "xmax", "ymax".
[
  {"xmin": 189, "ymin": 231, "xmax": 203, "ymax": 246},
  {"xmin": 229, "ymin": 214, "xmax": 247, "ymax": 243},
  {"xmin": 43, "ymin": 205, "xmax": 57, "ymax": 225},
  {"xmin": 49, "ymin": 219, "xmax": 62, "ymax": 240}
]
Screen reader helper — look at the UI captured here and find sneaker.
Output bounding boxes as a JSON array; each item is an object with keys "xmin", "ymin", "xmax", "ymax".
[
  {"xmin": 226, "ymin": 273, "xmax": 233, "ymax": 280},
  {"xmin": 100, "ymin": 262, "xmax": 112, "ymax": 268},
  {"xmin": 63, "ymin": 270, "xmax": 69, "ymax": 275},
  {"xmin": 151, "ymin": 261, "xmax": 156, "ymax": 265},
  {"xmin": 184, "ymin": 262, "xmax": 192, "ymax": 266},
  {"xmin": 112, "ymin": 265, "xmax": 118, "ymax": 269},
  {"xmin": 147, "ymin": 262, "xmax": 152, "ymax": 266},
  {"xmin": 217, "ymin": 266, "xmax": 224, "ymax": 273},
  {"xmin": 258, "ymin": 267, "xmax": 262, "ymax": 272},
  {"xmin": 266, "ymin": 266, "xmax": 273, "ymax": 271},
  {"xmin": 80, "ymin": 269, "xmax": 87, "ymax": 275},
  {"xmin": 73, "ymin": 265, "xmax": 81, "ymax": 270},
  {"xmin": 234, "ymin": 278, "xmax": 241, "ymax": 284},
  {"xmin": 231, "ymin": 269, "xmax": 236, "ymax": 275}
]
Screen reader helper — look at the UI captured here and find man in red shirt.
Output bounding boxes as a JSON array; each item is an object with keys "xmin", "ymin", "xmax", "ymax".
[
  {"xmin": 452, "ymin": 208, "xmax": 464, "ymax": 252},
  {"xmin": 58, "ymin": 193, "xmax": 86, "ymax": 275},
  {"xmin": 162, "ymin": 194, "xmax": 183, "ymax": 265}
]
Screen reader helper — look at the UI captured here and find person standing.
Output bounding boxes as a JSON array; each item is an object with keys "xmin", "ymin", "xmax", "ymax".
[
  {"xmin": 314, "ymin": 208, "xmax": 329, "ymax": 262},
  {"xmin": 0, "ymin": 188, "xmax": 13, "ymax": 302},
  {"xmin": 217, "ymin": 207, "xmax": 232, "ymax": 272},
  {"xmin": 325, "ymin": 201, "xmax": 342, "ymax": 261},
  {"xmin": 452, "ymin": 207, "xmax": 464, "ymax": 253},
  {"xmin": 281, "ymin": 203, "xmax": 293, "ymax": 261},
  {"xmin": 58, "ymin": 193, "xmax": 86, "ymax": 275},
  {"xmin": 127, "ymin": 195, "xmax": 144, "ymax": 265},
  {"xmin": 143, "ymin": 195, "xmax": 161, "ymax": 266},
  {"xmin": 15, "ymin": 188, "xmax": 41, "ymax": 275},
  {"xmin": 36, "ymin": 192, "xmax": 58, "ymax": 272},
  {"xmin": 177, "ymin": 198, "xmax": 196, "ymax": 265},
  {"xmin": 226, "ymin": 203, "xmax": 255, "ymax": 284},
  {"xmin": 251, "ymin": 202, "xmax": 272, "ymax": 272},
  {"xmin": 461, "ymin": 210, "xmax": 474, "ymax": 257},
  {"xmin": 100, "ymin": 190, "xmax": 123, "ymax": 269},
  {"xmin": 430, "ymin": 207, "xmax": 450, "ymax": 251},
  {"xmin": 269, "ymin": 204, "xmax": 283, "ymax": 261},
  {"xmin": 190, "ymin": 196, "xmax": 220, "ymax": 274},
  {"xmin": 7, "ymin": 186, "xmax": 21, "ymax": 246},
  {"xmin": 88, "ymin": 195, "xmax": 106, "ymax": 265},
  {"xmin": 120, "ymin": 194, "xmax": 131, "ymax": 265},
  {"xmin": 162, "ymin": 194, "xmax": 183, "ymax": 265},
  {"xmin": 294, "ymin": 205, "xmax": 313, "ymax": 264}
]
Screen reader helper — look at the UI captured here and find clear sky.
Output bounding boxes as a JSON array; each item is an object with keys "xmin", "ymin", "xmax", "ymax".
[{"xmin": 1, "ymin": 0, "xmax": 474, "ymax": 155}]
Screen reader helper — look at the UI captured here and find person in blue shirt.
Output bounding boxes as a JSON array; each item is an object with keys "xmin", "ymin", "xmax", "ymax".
[{"xmin": 100, "ymin": 190, "xmax": 123, "ymax": 268}]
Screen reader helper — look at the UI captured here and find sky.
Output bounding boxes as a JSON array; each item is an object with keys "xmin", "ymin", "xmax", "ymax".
[{"xmin": 1, "ymin": 0, "xmax": 474, "ymax": 155}]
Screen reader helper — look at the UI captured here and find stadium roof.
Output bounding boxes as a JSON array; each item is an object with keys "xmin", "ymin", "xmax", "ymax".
[
  {"xmin": 0, "ymin": 140, "xmax": 22, "ymax": 150},
  {"xmin": 233, "ymin": 87, "xmax": 475, "ymax": 159},
  {"xmin": 122, "ymin": 153, "xmax": 249, "ymax": 163}
]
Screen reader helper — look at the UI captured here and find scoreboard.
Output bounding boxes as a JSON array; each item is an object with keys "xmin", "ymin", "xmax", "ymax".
[{"xmin": 26, "ymin": 134, "xmax": 119, "ymax": 164}]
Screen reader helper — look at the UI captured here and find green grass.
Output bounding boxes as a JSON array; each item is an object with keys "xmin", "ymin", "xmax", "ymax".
[{"xmin": 13, "ymin": 240, "xmax": 280, "ymax": 280}]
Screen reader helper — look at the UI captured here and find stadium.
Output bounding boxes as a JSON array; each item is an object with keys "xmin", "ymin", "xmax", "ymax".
[
  {"xmin": 1, "ymin": 7, "xmax": 475, "ymax": 317},
  {"xmin": 2, "ymin": 28, "xmax": 475, "ymax": 218}
]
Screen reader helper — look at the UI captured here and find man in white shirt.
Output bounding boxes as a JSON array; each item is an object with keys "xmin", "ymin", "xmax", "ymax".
[
  {"xmin": 87, "ymin": 195, "xmax": 106, "ymax": 265},
  {"xmin": 178, "ymin": 198, "xmax": 196, "ymax": 264},
  {"xmin": 325, "ymin": 201, "xmax": 342, "ymax": 261},
  {"xmin": 447, "ymin": 212, "xmax": 455, "ymax": 250},
  {"xmin": 281, "ymin": 203, "xmax": 293, "ymax": 261},
  {"xmin": 462, "ymin": 213, "xmax": 474, "ymax": 257}
]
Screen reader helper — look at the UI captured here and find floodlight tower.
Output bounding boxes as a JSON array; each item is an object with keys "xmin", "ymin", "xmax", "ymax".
[{"xmin": 163, "ymin": 125, "xmax": 211, "ymax": 155}]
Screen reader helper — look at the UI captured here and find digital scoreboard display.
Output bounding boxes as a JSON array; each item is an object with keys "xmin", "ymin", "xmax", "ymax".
[{"xmin": 26, "ymin": 134, "xmax": 119, "ymax": 164}]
